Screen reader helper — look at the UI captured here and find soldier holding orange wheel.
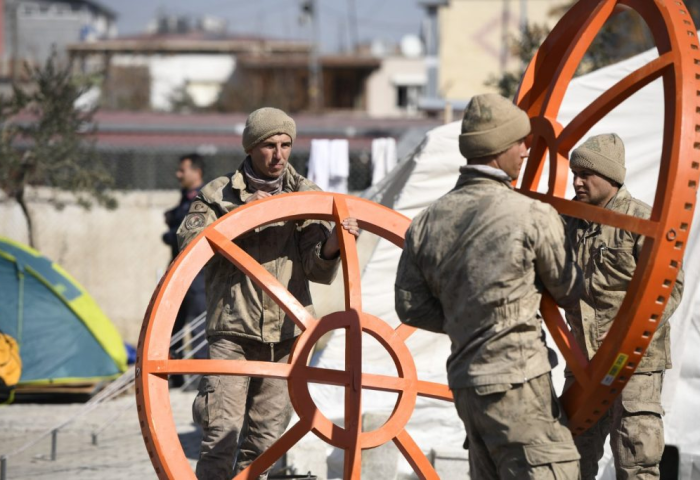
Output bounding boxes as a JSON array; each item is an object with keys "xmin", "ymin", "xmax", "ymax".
[
  {"xmin": 177, "ymin": 107, "xmax": 359, "ymax": 480},
  {"xmin": 395, "ymin": 93, "xmax": 583, "ymax": 479},
  {"xmin": 564, "ymin": 133, "xmax": 684, "ymax": 480}
]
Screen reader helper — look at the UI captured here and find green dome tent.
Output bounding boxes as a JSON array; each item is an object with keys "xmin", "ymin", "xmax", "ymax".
[{"xmin": 0, "ymin": 237, "xmax": 127, "ymax": 397}]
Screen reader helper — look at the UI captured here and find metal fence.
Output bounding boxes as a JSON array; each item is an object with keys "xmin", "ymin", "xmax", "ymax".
[{"xmin": 99, "ymin": 146, "xmax": 373, "ymax": 192}]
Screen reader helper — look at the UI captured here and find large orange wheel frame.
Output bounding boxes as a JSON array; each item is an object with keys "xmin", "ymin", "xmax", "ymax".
[
  {"xmin": 515, "ymin": 0, "xmax": 700, "ymax": 435},
  {"xmin": 135, "ymin": 0, "xmax": 700, "ymax": 477},
  {"xmin": 136, "ymin": 194, "xmax": 452, "ymax": 479}
]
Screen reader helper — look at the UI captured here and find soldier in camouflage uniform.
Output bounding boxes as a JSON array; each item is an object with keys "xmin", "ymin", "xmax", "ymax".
[
  {"xmin": 395, "ymin": 93, "xmax": 583, "ymax": 479},
  {"xmin": 177, "ymin": 108, "xmax": 359, "ymax": 480},
  {"xmin": 564, "ymin": 133, "xmax": 684, "ymax": 480}
]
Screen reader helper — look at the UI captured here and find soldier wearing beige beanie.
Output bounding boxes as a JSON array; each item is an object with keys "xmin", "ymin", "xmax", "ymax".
[
  {"xmin": 565, "ymin": 133, "xmax": 683, "ymax": 479},
  {"xmin": 177, "ymin": 106, "xmax": 360, "ymax": 480},
  {"xmin": 396, "ymin": 93, "xmax": 582, "ymax": 479},
  {"xmin": 242, "ymin": 107, "xmax": 297, "ymax": 153},
  {"xmin": 459, "ymin": 93, "xmax": 531, "ymax": 180}
]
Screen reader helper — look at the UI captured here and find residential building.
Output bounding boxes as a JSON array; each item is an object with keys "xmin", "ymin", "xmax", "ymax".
[
  {"xmin": 0, "ymin": 0, "xmax": 116, "ymax": 78},
  {"xmin": 420, "ymin": 0, "xmax": 568, "ymax": 106}
]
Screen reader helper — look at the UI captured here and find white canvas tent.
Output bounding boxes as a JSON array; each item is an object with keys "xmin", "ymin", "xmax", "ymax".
[{"xmin": 306, "ymin": 46, "xmax": 700, "ymax": 478}]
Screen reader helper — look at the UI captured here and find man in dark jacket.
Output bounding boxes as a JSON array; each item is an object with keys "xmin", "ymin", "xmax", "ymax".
[{"xmin": 163, "ymin": 154, "xmax": 207, "ymax": 383}]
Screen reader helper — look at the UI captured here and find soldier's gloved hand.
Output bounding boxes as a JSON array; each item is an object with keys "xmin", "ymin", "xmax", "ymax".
[
  {"xmin": 245, "ymin": 190, "xmax": 272, "ymax": 203},
  {"xmin": 322, "ymin": 217, "xmax": 360, "ymax": 259}
]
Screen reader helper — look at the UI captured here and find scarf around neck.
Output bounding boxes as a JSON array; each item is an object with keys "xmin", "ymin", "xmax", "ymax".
[{"xmin": 243, "ymin": 157, "xmax": 285, "ymax": 195}]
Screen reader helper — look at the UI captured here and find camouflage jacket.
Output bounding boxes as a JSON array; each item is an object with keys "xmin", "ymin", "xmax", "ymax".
[
  {"xmin": 564, "ymin": 186, "xmax": 684, "ymax": 372},
  {"xmin": 177, "ymin": 162, "xmax": 340, "ymax": 344},
  {"xmin": 395, "ymin": 167, "xmax": 583, "ymax": 389}
]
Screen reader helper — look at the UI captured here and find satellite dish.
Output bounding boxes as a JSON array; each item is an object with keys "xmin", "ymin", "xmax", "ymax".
[{"xmin": 400, "ymin": 35, "xmax": 423, "ymax": 58}]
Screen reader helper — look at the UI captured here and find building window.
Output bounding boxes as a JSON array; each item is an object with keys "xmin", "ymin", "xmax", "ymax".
[{"xmin": 396, "ymin": 84, "xmax": 423, "ymax": 112}]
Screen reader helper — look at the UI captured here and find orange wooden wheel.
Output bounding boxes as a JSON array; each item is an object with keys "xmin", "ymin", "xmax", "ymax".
[
  {"xmin": 515, "ymin": 0, "xmax": 700, "ymax": 434},
  {"xmin": 135, "ymin": 193, "xmax": 452, "ymax": 480}
]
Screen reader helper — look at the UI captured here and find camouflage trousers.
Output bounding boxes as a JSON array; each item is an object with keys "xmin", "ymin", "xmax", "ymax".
[
  {"xmin": 193, "ymin": 336, "xmax": 295, "ymax": 480},
  {"xmin": 453, "ymin": 373, "xmax": 580, "ymax": 479},
  {"xmin": 566, "ymin": 371, "xmax": 665, "ymax": 480}
]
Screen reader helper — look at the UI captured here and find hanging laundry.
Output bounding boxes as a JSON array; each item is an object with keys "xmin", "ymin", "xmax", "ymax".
[
  {"xmin": 308, "ymin": 139, "xmax": 350, "ymax": 193},
  {"xmin": 371, "ymin": 137, "xmax": 398, "ymax": 186},
  {"xmin": 328, "ymin": 139, "xmax": 350, "ymax": 194},
  {"xmin": 307, "ymin": 139, "xmax": 331, "ymax": 192}
]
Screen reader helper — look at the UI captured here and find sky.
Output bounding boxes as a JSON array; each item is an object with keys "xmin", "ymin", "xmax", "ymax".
[{"xmin": 101, "ymin": 0, "xmax": 427, "ymax": 53}]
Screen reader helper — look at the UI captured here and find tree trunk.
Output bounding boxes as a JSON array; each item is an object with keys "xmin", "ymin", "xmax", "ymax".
[{"xmin": 15, "ymin": 189, "xmax": 35, "ymax": 249}]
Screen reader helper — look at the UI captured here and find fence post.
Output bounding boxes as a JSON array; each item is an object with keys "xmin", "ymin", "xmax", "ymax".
[{"xmin": 51, "ymin": 430, "xmax": 57, "ymax": 460}]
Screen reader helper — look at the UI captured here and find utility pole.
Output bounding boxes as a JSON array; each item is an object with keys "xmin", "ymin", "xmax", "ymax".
[
  {"xmin": 0, "ymin": 0, "xmax": 5, "ymax": 76},
  {"xmin": 347, "ymin": 0, "xmax": 359, "ymax": 52},
  {"xmin": 500, "ymin": 0, "xmax": 511, "ymax": 73},
  {"xmin": 303, "ymin": 0, "xmax": 323, "ymax": 112},
  {"xmin": 520, "ymin": 0, "xmax": 528, "ymax": 34}
]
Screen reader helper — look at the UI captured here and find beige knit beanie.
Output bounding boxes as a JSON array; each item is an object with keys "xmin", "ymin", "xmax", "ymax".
[
  {"xmin": 242, "ymin": 107, "xmax": 297, "ymax": 152},
  {"xmin": 459, "ymin": 93, "xmax": 531, "ymax": 159},
  {"xmin": 570, "ymin": 133, "xmax": 626, "ymax": 185}
]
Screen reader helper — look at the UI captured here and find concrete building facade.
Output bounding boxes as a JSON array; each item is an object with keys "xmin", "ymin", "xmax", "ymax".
[
  {"xmin": 434, "ymin": 0, "xmax": 567, "ymax": 102},
  {"xmin": 0, "ymin": 0, "xmax": 116, "ymax": 77}
]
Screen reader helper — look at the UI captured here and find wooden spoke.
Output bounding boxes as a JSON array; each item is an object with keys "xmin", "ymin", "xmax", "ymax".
[
  {"xmin": 333, "ymin": 196, "xmax": 363, "ymax": 312},
  {"xmin": 393, "ymin": 429, "xmax": 440, "ymax": 480},
  {"xmin": 343, "ymin": 313, "xmax": 363, "ymax": 479},
  {"xmin": 394, "ymin": 323, "xmax": 417, "ymax": 342},
  {"xmin": 559, "ymin": 53, "xmax": 674, "ymax": 151},
  {"xmin": 415, "ymin": 380, "xmax": 454, "ymax": 402},
  {"xmin": 539, "ymin": 294, "xmax": 591, "ymax": 388},
  {"xmin": 233, "ymin": 420, "xmax": 312, "ymax": 480},
  {"xmin": 147, "ymin": 359, "xmax": 292, "ymax": 379},
  {"xmin": 204, "ymin": 228, "xmax": 317, "ymax": 331},
  {"xmin": 522, "ymin": 192, "xmax": 660, "ymax": 238}
]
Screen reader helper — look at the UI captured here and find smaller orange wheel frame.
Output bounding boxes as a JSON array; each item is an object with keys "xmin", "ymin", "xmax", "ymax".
[{"xmin": 135, "ymin": 193, "xmax": 453, "ymax": 480}]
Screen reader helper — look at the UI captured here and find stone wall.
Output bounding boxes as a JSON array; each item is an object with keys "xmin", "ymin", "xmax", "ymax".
[{"xmin": 0, "ymin": 188, "xmax": 179, "ymax": 345}]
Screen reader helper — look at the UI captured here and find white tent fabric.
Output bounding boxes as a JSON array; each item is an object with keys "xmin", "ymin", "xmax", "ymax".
[{"xmin": 310, "ymin": 46, "xmax": 700, "ymax": 478}]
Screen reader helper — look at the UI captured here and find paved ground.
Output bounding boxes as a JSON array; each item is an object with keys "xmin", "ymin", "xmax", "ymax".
[{"xmin": 0, "ymin": 387, "xmax": 200, "ymax": 479}]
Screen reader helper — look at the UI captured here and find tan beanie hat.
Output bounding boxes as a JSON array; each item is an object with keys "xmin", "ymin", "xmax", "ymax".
[
  {"xmin": 570, "ymin": 133, "xmax": 626, "ymax": 185},
  {"xmin": 242, "ymin": 107, "xmax": 297, "ymax": 152},
  {"xmin": 459, "ymin": 93, "xmax": 531, "ymax": 159}
]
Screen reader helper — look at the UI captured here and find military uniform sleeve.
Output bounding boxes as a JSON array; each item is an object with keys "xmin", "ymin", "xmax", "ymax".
[
  {"xmin": 177, "ymin": 199, "xmax": 218, "ymax": 252},
  {"xmin": 532, "ymin": 203, "xmax": 583, "ymax": 311},
  {"xmin": 296, "ymin": 220, "xmax": 341, "ymax": 285},
  {"xmin": 394, "ymin": 229, "xmax": 445, "ymax": 333}
]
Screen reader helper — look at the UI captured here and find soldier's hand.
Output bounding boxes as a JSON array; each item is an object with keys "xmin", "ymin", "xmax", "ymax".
[
  {"xmin": 245, "ymin": 190, "xmax": 272, "ymax": 203},
  {"xmin": 340, "ymin": 217, "xmax": 360, "ymax": 237},
  {"xmin": 321, "ymin": 217, "xmax": 360, "ymax": 259}
]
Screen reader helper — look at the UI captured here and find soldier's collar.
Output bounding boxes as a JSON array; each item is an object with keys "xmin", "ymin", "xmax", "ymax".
[
  {"xmin": 603, "ymin": 185, "xmax": 629, "ymax": 212},
  {"xmin": 230, "ymin": 159, "xmax": 300, "ymax": 202},
  {"xmin": 457, "ymin": 164, "xmax": 514, "ymax": 188}
]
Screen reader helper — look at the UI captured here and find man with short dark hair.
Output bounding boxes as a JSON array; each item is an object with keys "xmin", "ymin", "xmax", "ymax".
[
  {"xmin": 395, "ymin": 93, "xmax": 583, "ymax": 478},
  {"xmin": 163, "ymin": 153, "xmax": 207, "ymax": 385},
  {"xmin": 564, "ymin": 133, "xmax": 684, "ymax": 479},
  {"xmin": 178, "ymin": 107, "xmax": 359, "ymax": 480},
  {"xmin": 163, "ymin": 153, "xmax": 205, "ymax": 259}
]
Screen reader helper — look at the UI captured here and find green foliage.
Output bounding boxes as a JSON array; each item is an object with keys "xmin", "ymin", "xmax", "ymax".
[
  {"xmin": 0, "ymin": 51, "xmax": 117, "ymax": 247},
  {"xmin": 488, "ymin": 0, "xmax": 700, "ymax": 97},
  {"xmin": 485, "ymin": 23, "xmax": 550, "ymax": 99}
]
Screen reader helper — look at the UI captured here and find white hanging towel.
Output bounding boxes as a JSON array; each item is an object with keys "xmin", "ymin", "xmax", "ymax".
[
  {"xmin": 328, "ymin": 139, "xmax": 349, "ymax": 194},
  {"xmin": 371, "ymin": 137, "xmax": 398, "ymax": 185},
  {"xmin": 307, "ymin": 139, "xmax": 331, "ymax": 192}
]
